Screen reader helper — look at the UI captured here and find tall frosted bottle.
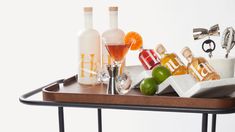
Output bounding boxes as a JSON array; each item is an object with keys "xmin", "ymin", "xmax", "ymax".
[
  {"xmin": 181, "ymin": 47, "xmax": 220, "ymax": 81},
  {"xmin": 102, "ymin": 7, "xmax": 125, "ymax": 72},
  {"xmin": 77, "ymin": 7, "xmax": 101, "ymax": 85}
]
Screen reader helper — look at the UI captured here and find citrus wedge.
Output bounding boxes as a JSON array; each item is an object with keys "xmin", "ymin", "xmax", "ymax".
[{"xmin": 124, "ymin": 31, "xmax": 143, "ymax": 51}]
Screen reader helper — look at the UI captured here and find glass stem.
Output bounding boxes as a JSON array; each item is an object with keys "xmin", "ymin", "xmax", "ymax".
[{"xmin": 113, "ymin": 61, "xmax": 122, "ymax": 75}]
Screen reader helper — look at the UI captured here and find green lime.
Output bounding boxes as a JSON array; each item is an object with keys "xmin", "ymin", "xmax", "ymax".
[
  {"xmin": 152, "ymin": 65, "xmax": 171, "ymax": 85},
  {"xmin": 140, "ymin": 77, "xmax": 158, "ymax": 95}
]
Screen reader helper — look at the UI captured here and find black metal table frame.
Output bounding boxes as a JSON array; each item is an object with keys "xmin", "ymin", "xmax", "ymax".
[{"xmin": 19, "ymin": 79, "xmax": 235, "ymax": 132}]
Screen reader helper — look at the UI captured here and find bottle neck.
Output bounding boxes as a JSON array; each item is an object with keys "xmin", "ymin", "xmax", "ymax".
[
  {"xmin": 139, "ymin": 47, "xmax": 143, "ymax": 52},
  {"xmin": 84, "ymin": 12, "xmax": 93, "ymax": 29},
  {"xmin": 109, "ymin": 11, "xmax": 118, "ymax": 29},
  {"xmin": 186, "ymin": 55, "xmax": 194, "ymax": 63},
  {"xmin": 158, "ymin": 51, "xmax": 166, "ymax": 58}
]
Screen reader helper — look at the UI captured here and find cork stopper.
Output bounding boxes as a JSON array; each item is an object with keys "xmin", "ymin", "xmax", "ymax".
[
  {"xmin": 109, "ymin": 6, "xmax": 118, "ymax": 11},
  {"xmin": 84, "ymin": 7, "xmax": 92, "ymax": 12},
  {"xmin": 155, "ymin": 44, "xmax": 166, "ymax": 55},
  {"xmin": 181, "ymin": 47, "xmax": 193, "ymax": 60}
]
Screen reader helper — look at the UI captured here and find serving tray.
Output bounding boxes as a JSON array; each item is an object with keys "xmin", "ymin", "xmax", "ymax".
[{"xmin": 42, "ymin": 66, "xmax": 235, "ymax": 109}]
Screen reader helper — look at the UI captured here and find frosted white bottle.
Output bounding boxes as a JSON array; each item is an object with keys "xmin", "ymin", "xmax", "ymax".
[
  {"xmin": 77, "ymin": 7, "xmax": 101, "ymax": 85},
  {"xmin": 102, "ymin": 6, "xmax": 125, "ymax": 73}
]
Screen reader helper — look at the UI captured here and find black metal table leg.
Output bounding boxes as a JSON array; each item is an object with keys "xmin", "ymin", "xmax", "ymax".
[
  {"xmin": 98, "ymin": 109, "xmax": 102, "ymax": 132},
  {"xmin": 212, "ymin": 114, "xmax": 217, "ymax": 132},
  {"xmin": 202, "ymin": 113, "xmax": 208, "ymax": 132},
  {"xmin": 58, "ymin": 107, "xmax": 65, "ymax": 132}
]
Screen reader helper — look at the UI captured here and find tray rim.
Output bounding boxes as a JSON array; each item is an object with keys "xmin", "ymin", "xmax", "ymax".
[
  {"xmin": 42, "ymin": 75, "xmax": 235, "ymax": 110},
  {"xmin": 19, "ymin": 77, "xmax": 235, "ymax": 114}
]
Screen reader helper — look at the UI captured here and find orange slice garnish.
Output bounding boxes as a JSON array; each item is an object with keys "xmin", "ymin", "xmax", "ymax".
[{"xmin": 124, "ymin": 31, "xmax": 143, "ymax": 51}]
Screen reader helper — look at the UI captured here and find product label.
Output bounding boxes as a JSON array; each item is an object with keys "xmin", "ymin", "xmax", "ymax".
[
  {"xmin": 80, "ymin": 54, "xmax": 97, "ymax": 78},
  {"xmin": 189, "ymin": 62, "xmax": 213, "ymax": 81},
  {"xmin": 139, "ymin": 50, "xmax": 160, "ymax": 70},
  {"xmin": 102, "ymin": 54, "xmax": 125, "ymax": 74},
  {"xmin": 165, "ymin": 57, "xmax": 183, "ymax": 72},
  {"xmin": 102, "ymin": 55, "xmax": 112, "ymax": 66}
]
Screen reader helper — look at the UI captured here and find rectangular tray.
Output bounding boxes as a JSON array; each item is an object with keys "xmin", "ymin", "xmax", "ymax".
[{"xmin": 42, "ymin": 66, "xmax": 235, "ymax": 109}]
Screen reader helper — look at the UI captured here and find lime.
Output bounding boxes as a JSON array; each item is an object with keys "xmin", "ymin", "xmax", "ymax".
[
  {"xmin": 140, "ymin": 77, "xmax": 158, "ymax": 95},
  {"xmin": 152, "ymin": 65, "xmax": 171, "ymax": 85}
]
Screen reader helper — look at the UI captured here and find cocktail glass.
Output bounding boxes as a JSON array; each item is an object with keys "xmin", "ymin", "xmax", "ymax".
[
  {"xmin": 104, "ymin": 39, "xmax": 132, "ymax": 95},
  {"xmin": 106, "ymin": 44, "xmax": 130, "ymax": 64}
]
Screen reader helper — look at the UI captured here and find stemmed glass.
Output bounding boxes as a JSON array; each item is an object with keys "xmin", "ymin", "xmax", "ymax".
[
  {"xmin": 105, "ymin": 42, "xmax": 130, "ymax": 66},
  {"xmin": 103, "ymin": 39, "xmax": 132, "ymax": 95}
]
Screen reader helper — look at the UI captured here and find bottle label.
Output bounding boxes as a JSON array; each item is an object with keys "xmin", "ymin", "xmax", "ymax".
[
  {"xmin": 102, "ymin": 54, "xmax": 125, "ymax": 74},
  {"xmin": 189, "ymin": 62, "xmax": 213, "ymax": 81},
  {"xmin": 80, "ymin": 54, "xmax": 97, "ymax": 78},
  {"xmin": 102, "ymin": 55, "xmax": 112, "ymax": 66},
  {"xmin": 165, "ymin": 57, "xmax": 183, "ymax": 72},
  {"xmin": 139, "ymin": 49, "xmax": 160, "ymax": 70}
]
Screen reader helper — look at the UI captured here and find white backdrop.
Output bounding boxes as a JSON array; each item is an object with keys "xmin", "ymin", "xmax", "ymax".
[{"xmin": 0, "ymin": 0, "xmax": 235, "ymax": 132}]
